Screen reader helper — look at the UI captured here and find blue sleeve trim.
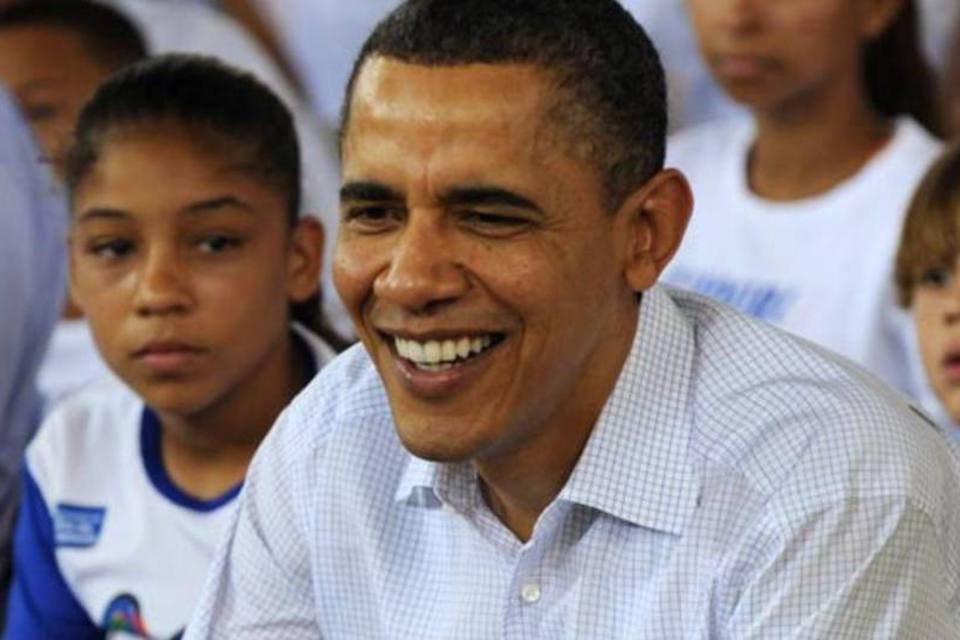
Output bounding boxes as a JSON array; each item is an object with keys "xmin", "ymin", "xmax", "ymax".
[
  {"xmin": 140, "ymin": 409, "xmax": 241, "ymax": 513},
  {"xmin": 4, "ymin": 465, "xmax": 100, "ymax": 639}
]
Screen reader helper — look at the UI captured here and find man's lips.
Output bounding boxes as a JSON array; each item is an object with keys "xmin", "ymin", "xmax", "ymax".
[{"xmin": 378, "ymin": 329, "xmax": 506, "ymax": 398}]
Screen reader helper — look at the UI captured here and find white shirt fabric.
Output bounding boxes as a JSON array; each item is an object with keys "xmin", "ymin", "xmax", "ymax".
[
  {"xmin": 185, "ymin": 286, "xmax": 960, "ymax": 639},
  {"xmin": 6, "ymin": 328, "xmax": 336, "ymax": 639},
  {"xmin": 105, "ymin": 0, "xmax": 351, "ymax": 338},
  {"xmin": 662, "ymin": 117, "xmax": 942, "ymax": 415}
]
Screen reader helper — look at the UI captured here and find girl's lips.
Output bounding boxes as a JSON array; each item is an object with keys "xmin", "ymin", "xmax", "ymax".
[{"xmin": 133, "ymin": 341, "xmax": 207, "ymax": 374}]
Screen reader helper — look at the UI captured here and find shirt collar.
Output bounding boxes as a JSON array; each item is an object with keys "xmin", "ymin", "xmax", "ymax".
[
  {"xmin": 557, "ymin": 286, "xmax": 699, "ymax": 535},
  {"xmin": 395, "ymin": 286, "xmax": 700, "ymax": 535}
]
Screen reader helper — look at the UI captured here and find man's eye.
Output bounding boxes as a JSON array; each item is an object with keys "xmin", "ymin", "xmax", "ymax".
[
  {"xmin": 87, "ymin": 239, "xmax": 134, "ymax": 259},
  {"xmin": 919, "ymin": 268, "xmax": 953, "ymax": 288},
  {"xmin": 196, "ymin": 235, "xmax": 242, "ymax": 253},
  {"xmin": 343, "ymin": 205, "xmax": 402, "ymax": 231},
  {"xmin": 460, "ymin": 211, "xmax": 531, "ymax": 235}
]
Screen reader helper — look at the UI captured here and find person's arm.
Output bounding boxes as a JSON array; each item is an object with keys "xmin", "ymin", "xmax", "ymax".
[
  {"xmin": 724, "ymin": 496, "xmax": 957, "ymax": 638},
  {"xmin": 0, "ymin": 87, "xmax": 67, "ymax": 623},
  {"xmin": 184, "ymin": 409, "xmax": 320, "ymax": 639},
  {"xmin": 4, "ymin": 466, "xmax": 99, "ymax": 640}
]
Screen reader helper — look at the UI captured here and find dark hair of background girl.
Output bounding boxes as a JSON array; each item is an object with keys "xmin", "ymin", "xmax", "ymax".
[
  {"xmin": 66, "ymin": 54, "xmax": 348, "ymax": 351},
  {"xmin": 866, "ymin": 0, "xmax": 943, "ymax": 137}
]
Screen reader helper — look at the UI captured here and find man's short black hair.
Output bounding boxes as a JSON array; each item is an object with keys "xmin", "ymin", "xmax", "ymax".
[
  {"xmin": 66, "ymin": 53, "xmax": 301, "ymax": 223},
  {"xmin": 0, "ymin": 0, "xmax": 147, "ymax": 72},
  {"xmin": 340, "ymin": 0, "xmax": 667, "ymax": 209}
]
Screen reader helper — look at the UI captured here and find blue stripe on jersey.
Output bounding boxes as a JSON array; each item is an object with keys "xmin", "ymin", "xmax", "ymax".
[
  {"xmin": 140, "ymin": 409, "xmax": 241, "ymax": 513},
  {"xmin": 4, "ymin": 466, "xmax": 99, "ymax": 639}
]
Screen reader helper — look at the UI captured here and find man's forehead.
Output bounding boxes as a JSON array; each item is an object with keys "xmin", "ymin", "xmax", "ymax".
[{"xmin": 347, "ymin": 57, "xmax": 554, "ymax": 133}]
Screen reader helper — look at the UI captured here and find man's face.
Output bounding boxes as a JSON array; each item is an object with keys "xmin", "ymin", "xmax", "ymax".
[
  {"xmin": 0, "ymin": 25, "xmax": 113, "ymax": 175},
  {"xmin": 335, "ymin": 58, "xmax": 643, "ymax": 465}
]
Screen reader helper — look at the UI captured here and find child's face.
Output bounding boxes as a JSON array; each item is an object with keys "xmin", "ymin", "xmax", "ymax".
[
  {"xmin": 0, "ymin": 25, "xmax": 113, "ymax": 177},
  {"xmin": 914, "ymin": 257, "xmax": 960, "ymax": 423},
  {"xmin": 685, "ymin": 0, "xmax": 898, "ymax": 114},
  {"xmin": 69, "ymin": 127, "xmax": 321, "ymax": 419}
]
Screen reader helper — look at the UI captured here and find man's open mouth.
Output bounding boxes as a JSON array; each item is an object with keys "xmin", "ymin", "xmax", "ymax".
[{"xmin": 393, "ymin": 334, "xmax": 504, "ymax": 371}]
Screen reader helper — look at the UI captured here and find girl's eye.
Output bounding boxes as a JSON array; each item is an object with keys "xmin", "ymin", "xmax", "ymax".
[
  {"xmin": 87, "ymin": 238, "xmax": 134, "ymax": 259},
  {"xmin": 196, "ymin": 235, "xmax": 242, "ymax": 253},
  {"xmin": 919, "ymin": 267, "xmax": 953, "ymax": 288}
]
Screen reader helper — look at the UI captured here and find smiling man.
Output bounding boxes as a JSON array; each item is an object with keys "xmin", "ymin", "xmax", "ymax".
[{"xmin": 186, "ymin": 1, "xmax": 960, "ymax": 638}]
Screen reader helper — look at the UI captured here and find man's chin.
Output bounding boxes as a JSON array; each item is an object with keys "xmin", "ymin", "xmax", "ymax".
[{"xmin": 394, "ymin": 422, "xmax": 481, "ymax": 463}]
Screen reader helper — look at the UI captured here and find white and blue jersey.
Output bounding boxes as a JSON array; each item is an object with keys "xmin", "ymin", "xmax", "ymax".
[{"xmin": 5, "ymin": 328, "xmax": 335, "ymax": 639}]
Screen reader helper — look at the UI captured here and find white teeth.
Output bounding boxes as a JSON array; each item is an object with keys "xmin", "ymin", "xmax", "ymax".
[
  {"xmin": 441, "ymin": 340, "xmax": 457, "ymax": 362},
  {"xmin": 394, "ymin": 334, "xmax": 499, "ymax": 369},
  {"xmin": 424, "ymin": 341, "xmax": 441, "ymax": 364},
  {"xmin": 456, "ymin": 337, "xmax": 471, "ymax": 359}
]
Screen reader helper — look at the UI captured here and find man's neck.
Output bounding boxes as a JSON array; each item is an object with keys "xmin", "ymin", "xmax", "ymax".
[{"xmin": 472, "ymin": 307, "xmax": 638, "ymax": 542}]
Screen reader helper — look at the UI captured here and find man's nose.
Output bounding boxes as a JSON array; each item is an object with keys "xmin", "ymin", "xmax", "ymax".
[
  {"xmin": 374, "ymin": 212, "xmax": 470, "ymax": 313},
  {"xmin": 133, "ymin": 247, "xmax": 194, "ymax": 317}
]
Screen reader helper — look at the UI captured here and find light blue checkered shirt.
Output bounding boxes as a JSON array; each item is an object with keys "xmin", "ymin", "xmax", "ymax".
[{"xmin": 186, "ymin": 286, "xmax": 960, "ymax": 638}]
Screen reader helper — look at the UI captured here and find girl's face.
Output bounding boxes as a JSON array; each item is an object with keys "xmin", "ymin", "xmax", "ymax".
[
  {"xmin": 69, "ymin": 126, "xmax": 322, "ymax": 420},
  {"xmin": 914, "ymin": 256, "xmax": 960, "ymax": 424},
  {"xmin": 685, "ymin": 0, "xmax": 901, "ymax": 114}
]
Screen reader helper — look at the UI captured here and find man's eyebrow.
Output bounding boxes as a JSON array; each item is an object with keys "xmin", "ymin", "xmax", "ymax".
[
  {"xmin": 76, "ymin": 207, "xmax": 132, "ymax": 223},
  {"xmin": 340, "ymin": 181, "xmax": 404, "ymax": 203},
  {"xmin": 183, "ymin": 195, "xmax": 255, "ymax": 214},
  {"xmin": 440, "ymin": 185, "xmax": 543, "ymax": 215}
]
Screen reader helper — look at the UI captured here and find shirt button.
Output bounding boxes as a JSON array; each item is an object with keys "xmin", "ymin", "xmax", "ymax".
[{"xmin": 520, "ymin": 583, "xmax": 542, "ymax": 604}]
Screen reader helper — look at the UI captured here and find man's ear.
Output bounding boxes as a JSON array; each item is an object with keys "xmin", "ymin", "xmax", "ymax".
[
  {"xmin": 617, "ymin": 168, "xmax": 693, "ymax": 293},
  {"xmin": 286, "ymin": 216, "xmax": 325, "ymax": 302}
]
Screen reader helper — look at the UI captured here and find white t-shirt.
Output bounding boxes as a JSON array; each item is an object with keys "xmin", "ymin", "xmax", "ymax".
[
  {"xmin": 662, "ymin": 117, "xmax": 941, "ymax": 408},
  {"xmin": 6, "ymin": 328, "xmax": 336, "ymax": 639}
]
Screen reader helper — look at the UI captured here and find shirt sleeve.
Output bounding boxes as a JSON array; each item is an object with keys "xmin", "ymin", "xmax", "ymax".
[
  {"xmin": 0, "ymin": 88, "xmax": 67, "ymax": 613},
  {"xmin": 724, "ymin": 496, "xmax": 958, "ymax": 639},
  {"xmin": 3, "ymin": 466, "xmax": 99, "ymax": 640},
  {"xmin": 184, "ymin": 409, "xmax": 320, "ymax": 639}
]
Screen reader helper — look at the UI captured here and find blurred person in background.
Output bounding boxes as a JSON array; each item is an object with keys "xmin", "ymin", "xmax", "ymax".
[
  {"xmin": 0, "ymin": 85, "xmax": 67, "ymax": 625},
  {"xmin": 895, "ymin": 144, "xmax": 960, "ymax": 439},
  {"xmin": 0, "ymin": 1, "xmax": 144, "ymax": 408},
  {"xmin": 942, "ymin": 17, "xmax": 960, "ymax": 137},
  {"xmin": 662, "ymin": 0, "xmax": 945, "ymax": 419},
  {"xmin": 0, "ymin": 2, "xmax": 349, "ymax": 395}
]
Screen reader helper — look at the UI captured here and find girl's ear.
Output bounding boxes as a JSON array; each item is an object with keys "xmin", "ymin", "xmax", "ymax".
[
  {"xmin": 859, "ymin": 0, "xmax": 904, "ymax": 39},
  {"xmin": 286, "ymin": 216, "xmax": 325, "ymax": 302},
  {"xmin": 617, "ymin": 168, "xmax": 693, "ymax": 293}
]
